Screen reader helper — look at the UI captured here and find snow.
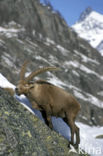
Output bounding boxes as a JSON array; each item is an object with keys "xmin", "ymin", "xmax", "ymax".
[
  {"xmin": 72, "ymin": 11, "xmax": 103, "ymax": 55},
  {"xmin": 74, "ymin": 89, "xmax": 103, "ymax": 108},
  {"xmin": 0, "ymin": 73, "xmax": 103, "ymax": 156},
  {"xmin": 74, "ymin": 50, "xmax": 100, "ymax": 65},
  {"xmin": 73, "ymin": 90, "xmax": 88, "ymax": 102},
  {"xmin": 72, "ymin": 70, "xmax": 80, "ymax": 77},
  {"xmin": 0, "ymin": 73, "xmax": 34, "ymax": 114},
  {"xmin": 16, "ymin": 95, "xmax": 35, "ymax": 115},
  {"xmin": 77, "ymin": 122, "xmax": 103, "ymax": 156},
  {"xmin": 35, "ymin": 55, "xmax": 53, "ymax": 65},
  {"xmin": 68, "ymin": 84, "xmax": 103, "ymax": 108},
  {"xmin": 0, "ymin": 73, "xmax": 15, "ymax": 89},
  {"xmin": 43, "ymin": 41, "xmax": 50, "ymax": 46},
  {"xmin": 85, "ymin": 92, "xmax": 103, "ymax": 108},
  {"xmin": 26, "ymin": 39, "xmax": 38, "ymax": 48},
  {"xmin": 46, "ymin": 37, "xmax": 55, "ymax": 45},
  {"xmin": 90, "ymin": 11, "xmax": 103, "ymax": 23},
  {"xmin": 97, "ymin": 91, "xmax": 103, "ymax": 96},
  {"xmin": 64, "ymin": 60, "xmax": 103, "ymax": 81},
  {"xmin": 47, "ymin": 72, "xmax": 67, "ymax": 88},
  {"xmin": 56, "ymin": 44, "xmax": 70, "ymax": 56},
  {"xmin": 0, "ymin": 25, "xmax": 25, "ymax": 38},
  {"xmin": 0, "ymin": 39, "xmax": 5, "ymax": 46},
  {"xmin": 49, "ymin": 55, "xmax": 58, "ymax": 64},
  {"xmin": 0, "ymin": 27, "xmax": 18, "ymax": 38},
  {"xmin": 2, "ymin": 55, "xmax": 14, "ymax": 67}
]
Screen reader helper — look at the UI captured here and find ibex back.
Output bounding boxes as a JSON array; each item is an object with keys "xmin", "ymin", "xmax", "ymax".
[{"xmin": 16, "ymin": 61, "xmax": 81, "ymax": 148}]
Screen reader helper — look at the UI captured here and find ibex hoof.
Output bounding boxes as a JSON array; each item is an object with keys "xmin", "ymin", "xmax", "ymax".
[{"xmin": 74, "ymin": 144, "xmax": 79, "ymax": 149}]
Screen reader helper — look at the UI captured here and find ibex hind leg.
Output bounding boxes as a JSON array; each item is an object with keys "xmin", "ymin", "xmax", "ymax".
[
  {"xmin": 74, "ymin": 124, "xmax": 80, "ymax": 149},
  {"xmin": 64, "ymin": 113, "xmax": 75, "ymax": 147}
]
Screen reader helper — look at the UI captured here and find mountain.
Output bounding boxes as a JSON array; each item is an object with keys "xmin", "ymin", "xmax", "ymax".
[
  {"xmin": 72, "ymin": 7, "xmax": 103, "ymax": 56},
  {"xmin": 0, "ymin": 0, "xmax": 103, "ymax": 126},
  {"xmin": 0, "ymin": 0, "xmax": 103, "ymax": 155}
]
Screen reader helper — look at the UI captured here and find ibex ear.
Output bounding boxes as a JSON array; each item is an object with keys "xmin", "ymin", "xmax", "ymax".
[{"xmin": 20, "ymin": 60, "xmax": 30, "ymax": 80}]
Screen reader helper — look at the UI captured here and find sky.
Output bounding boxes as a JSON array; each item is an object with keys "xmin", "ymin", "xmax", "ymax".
[{"xmin": 40, "ymin": 0, "xmax": 103, "ymax": 26}]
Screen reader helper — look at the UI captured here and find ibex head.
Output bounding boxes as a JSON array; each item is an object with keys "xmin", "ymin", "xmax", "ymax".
[{"xmin": 15, "ymin": 60, "xmax": 59, "ymax": 95}]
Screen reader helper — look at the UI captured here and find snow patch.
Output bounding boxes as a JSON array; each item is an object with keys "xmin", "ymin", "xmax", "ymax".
[
  {"xmin": 74, "ymin": 50, "xmax": 99, "ymax": 65},
  {"xmin": 49, "ymin": 55, "xmax": 58, "ymax": 64},
  {"xmin": 56, "ymin": 44, "xmax": 70, "ymax": 56},
  {"xmin": 47, "ymin": 72, "xmax": 67, "ymax": 88},
  {"xmin": 77, "ymin": 122, "xmax": 103, "ymax": 156},
  {"xmin": 64, "ymin": 60, "xmax": 103, "ymax": 80},
  {"xmin": 0, "ymin": 24, "xmax": 25, "ymax": 38},
  {"xmin": 68, "ymin": 84, "xmax": 103, "ymax": 108},
  {"xmin": 0, "ymin": 73, "xmax": 15, "ymax": 89},
  {"xmin": 46, "ymin": 37, "xmax": 55, "ymax": 45},
  {"xmin": 72, "ymin": 70, "xmax": 80, "ymax": 77},
  {"xmin": 35, "ymin": 55, "xmax": 52, "ymax": 65},
  {"xmin": 97, "ymin": 91, "xmax": 103, "ymax": 96},
  {"xmin": 2, "ymin": 55, "xmax": 14, "ymax": 67}
]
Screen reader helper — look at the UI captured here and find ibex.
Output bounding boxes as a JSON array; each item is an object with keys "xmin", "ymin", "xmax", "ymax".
[{"xmin": 15, "ymin": 61, "xmax": 81, "ymax": 148}]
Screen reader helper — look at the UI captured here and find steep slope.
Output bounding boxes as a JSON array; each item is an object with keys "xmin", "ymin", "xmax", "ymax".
[
  {"xmin": 72, "ymin": 7, "xmax": 103, "ymax": 55},
  {"xmin": 0, "ymin": 74, "xmax": 103, "ymax": 156},
  {"xmin": 0, "ymin": 0, "xmax": 103, "ymax": 128},
  {"xmin": 1, "ymin": 87, "xmax": 80, "ymax": 156}
]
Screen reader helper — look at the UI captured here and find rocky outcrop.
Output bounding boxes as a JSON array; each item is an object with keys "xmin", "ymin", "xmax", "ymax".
[
  {"xmin": 0, "ymin": 87, "xmax": 84, "ymax": 155},
  {"xmin": 0, "ymin": 0, "xmax": 76, "ymax": 46}
]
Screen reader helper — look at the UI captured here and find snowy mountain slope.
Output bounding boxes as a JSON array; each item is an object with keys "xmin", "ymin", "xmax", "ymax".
[
  {"xmin": 0, "ymin": 1, "xmax": 103, "ymax": 155},
  {"xmin": 0, "ymin": 74, "xmax": 103, "ymax": 156},
  {"xmin": 72, "ymin": 8, "xmax": 103, "ymax": 56},
  {"xmin": 0, "ymin": 25, "xmax": 103, "ymax": 110}
]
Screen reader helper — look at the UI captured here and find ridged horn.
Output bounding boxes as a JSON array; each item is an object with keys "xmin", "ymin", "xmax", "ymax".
[
  {"xmin": 20, "ymin": 60, "xmax": 30, "ymax": 80},
  {"xmin": 25, "ymin": 66, "xmax": 60, "ymax": 82}
]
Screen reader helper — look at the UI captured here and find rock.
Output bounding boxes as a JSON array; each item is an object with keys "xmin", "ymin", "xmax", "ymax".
[
  {"xmin": 0, "ymin": 0, "xmax": 74, "ymax": 46},
  {"xmin": 96, "ymin": 135, "xmax": 103, "ymax": 139},
  {"xmin": 0, "ymin": 87, "xmax": 82, "ymax": 155}
]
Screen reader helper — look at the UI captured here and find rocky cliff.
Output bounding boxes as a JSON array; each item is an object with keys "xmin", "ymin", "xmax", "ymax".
[
  {"xmin": 0, "ymin": 0, "xmax": 103, "ymax": 127},
  {"xmin": 0, "ymin": 0, "xmax": 75, "ymax": 47}
]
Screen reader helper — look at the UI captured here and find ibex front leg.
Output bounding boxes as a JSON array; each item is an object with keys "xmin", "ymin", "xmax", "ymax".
[{"xmin": 41, "ymin": 111, "xmax": 53, "ymax": 129}]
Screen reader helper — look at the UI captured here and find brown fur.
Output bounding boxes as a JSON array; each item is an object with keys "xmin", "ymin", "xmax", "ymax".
[{"xmin": 16, "ymin": 61, "xmax": 81, "ymax": 148}]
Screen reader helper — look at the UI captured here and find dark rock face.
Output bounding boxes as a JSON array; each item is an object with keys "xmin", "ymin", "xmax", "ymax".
[
  {"xmin": 78, "ymin": 7, "xmax": 92, "ymax": 22},
  {"xmin": 0, "ymin": 0, "xmax": 103, "ymax": 126},
  {"xmin": 1, "ymin": 88, "xmax": 79, "ymax": 156},
  {"xmin": 0, "ymin": 0, "xmax": 73, "ymax": 46}
]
